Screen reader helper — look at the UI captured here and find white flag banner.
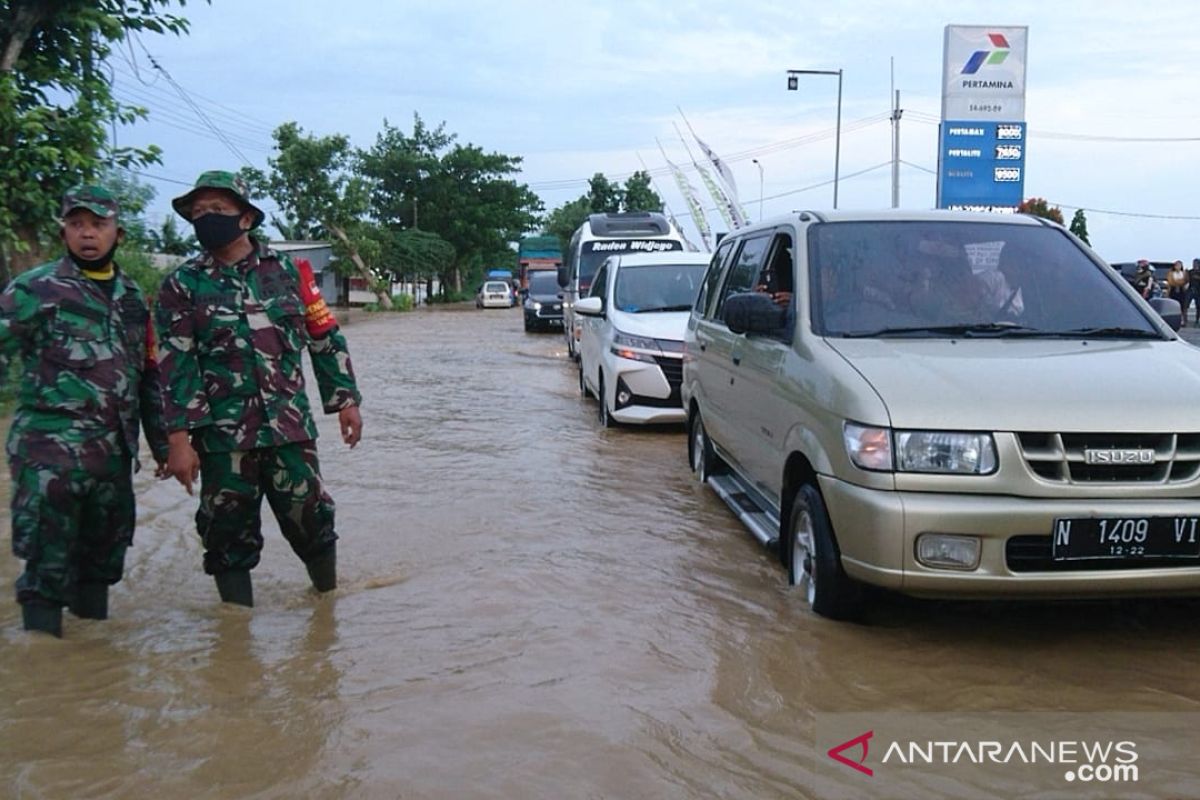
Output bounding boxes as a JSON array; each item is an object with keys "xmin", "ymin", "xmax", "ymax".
[
  {"xmin": 692, "ymin": 134, "xmax": 750, "ymax": 228},
  {"xmin": 695, "ymin": 163, "xmax": 737, "ymax": 230},
  {"xmin": 666, "ymin": 158, "xmax": 713, "ymax": 251}
]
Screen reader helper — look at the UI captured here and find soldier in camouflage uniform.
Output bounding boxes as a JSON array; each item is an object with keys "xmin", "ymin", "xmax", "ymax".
[
  {"xmin": 156, "ymin": 171, "xmax": 362, "ymax": 607},
  {"xmin": 0, "ymin": 185, "xmax": 169, "ymax": 637}
]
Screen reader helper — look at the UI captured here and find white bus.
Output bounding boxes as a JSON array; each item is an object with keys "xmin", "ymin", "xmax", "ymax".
[{"xmin": 558, "ymin": 212, "xmax": 687, "ymax": 359}]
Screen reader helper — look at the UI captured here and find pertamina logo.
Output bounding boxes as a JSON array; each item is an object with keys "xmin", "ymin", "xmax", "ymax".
[
  {"xmin": 962, "ymin": 33, "xmax": 1011, "ymax": 74},
  {"xmin": 827, "ymin": 730, "xmax": 874, "ymax": 777}
]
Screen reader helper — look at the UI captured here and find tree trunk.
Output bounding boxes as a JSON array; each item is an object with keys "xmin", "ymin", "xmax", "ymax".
[
  {"xmin": 327, "ymin": 223, "xmax": 392, "ymax": 310},
  {"xmin": 0, "ymin": 4, "xmax": 52, "ymax": 73}
]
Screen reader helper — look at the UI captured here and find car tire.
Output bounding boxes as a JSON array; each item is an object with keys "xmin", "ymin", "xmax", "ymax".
[
  {"xmin": 786, "ymin": 483, "xmax": 863, "ymax": 621},
  {"xmin": 688, "ymin": 411, "xmax": 724, "ymax": 483},
  {"xmin": 524, "ymin": 317, "xmax": 533, "ymax": 332},
  {"xmin": 598, "ymin": 374, "xmax": 616, "ymax": 428},
  {"xmin": 578, "ymin": 363, "xmax": 591, "ymax": 398}
]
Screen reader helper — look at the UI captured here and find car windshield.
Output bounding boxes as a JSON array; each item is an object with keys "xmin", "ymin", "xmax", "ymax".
[
  {"xmin": 484, "ymin": 282, "xmax": 508, "ymax": 293},
  {"xmin": 613, "ymin": 263, "xmax": 707, "ymax": 313},
  {"xmin": 527, "ymin": 271, "xmax": 559, "ymax": 294},
  {"xmin": 810, "ymin": 221, "xmax": 1163, "ymax": 339}
]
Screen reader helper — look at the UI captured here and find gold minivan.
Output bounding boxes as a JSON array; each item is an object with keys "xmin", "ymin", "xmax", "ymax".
[{"xmin": 682, "ymin": 210, "xmax": 1195, "ymax": 619}]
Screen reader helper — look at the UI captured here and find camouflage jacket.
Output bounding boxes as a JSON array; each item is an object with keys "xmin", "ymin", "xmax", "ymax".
[
  {"xmin": 0, "ymin": 256, "xmax": 169, "ymax": 471},
  {"xmin": 155, "ymin": 239, "xmax": 361, "ymax": 453}
]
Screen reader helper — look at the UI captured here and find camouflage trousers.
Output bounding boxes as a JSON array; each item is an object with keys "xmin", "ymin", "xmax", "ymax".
[
  {"xmin": 196, "ymin": 440, "xmax": 337, "ymax": 575},
  {"xmin": 9, "ymin": 453, "xmax": 134, "ymax": 606}
]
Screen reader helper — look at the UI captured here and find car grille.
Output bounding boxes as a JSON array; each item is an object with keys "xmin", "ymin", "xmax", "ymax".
[
  {"xmin": 1015, "ymin": 432, "xmax": 1200, "ymax": 484},
  {"xmin": 1006, "ymin": 535, "xmax": 1200, "ymax": 572},
  {"xmin": 654, "ymin": 355, "xmax": 683, "ymax": 392}
]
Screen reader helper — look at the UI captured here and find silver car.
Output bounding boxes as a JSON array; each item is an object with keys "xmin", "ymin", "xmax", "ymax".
[{"xmin": 682, "ymin": 209, "xmax": 1194, "ymax": 620}]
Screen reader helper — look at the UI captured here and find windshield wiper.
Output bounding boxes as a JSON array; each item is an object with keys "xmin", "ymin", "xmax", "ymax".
[
  {"xmin": 839, "ymin": 323, "xmax": 1045, "ymax": 339},
  {"xmin": 634, "ymin": 304, "xmax": 694, "ymax": 313},
  {"xmin": 1050, "ymin": 326, "xmax": 1164, "ymax": 339}
]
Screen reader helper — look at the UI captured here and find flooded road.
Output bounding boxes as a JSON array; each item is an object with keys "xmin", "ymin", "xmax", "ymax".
[{"xmin": 3, "ymin": 304, "xmax": 1200, "ymax": 799}]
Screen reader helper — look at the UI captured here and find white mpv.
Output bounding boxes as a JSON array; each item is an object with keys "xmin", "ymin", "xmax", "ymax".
[{"xmin": 575, "ymin": 252, "xmax": 711, "ymax": 426}]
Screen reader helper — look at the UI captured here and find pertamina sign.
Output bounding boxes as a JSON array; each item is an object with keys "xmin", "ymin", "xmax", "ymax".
[{"xmin": 941, "ymin": 25, "xmax": 1028, "ymax": 121}]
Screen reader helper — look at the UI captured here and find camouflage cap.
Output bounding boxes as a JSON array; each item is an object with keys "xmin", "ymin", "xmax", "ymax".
[
  {"xmin": 61, "ymin": 184, "xmax": 119, "ymax": 220},
  {"xmin": 172, "ymin": 170, "xmax": 264, "ymax": 230}
]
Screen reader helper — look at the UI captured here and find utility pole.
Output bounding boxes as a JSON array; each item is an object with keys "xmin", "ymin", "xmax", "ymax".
[{"xmin": 890, "ymin": 58, "xmax": 902, "ymax": 208}]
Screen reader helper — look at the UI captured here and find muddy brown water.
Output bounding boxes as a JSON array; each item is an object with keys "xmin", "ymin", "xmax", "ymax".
[{"xmin": 2, "ymin": 304, "xmax": 1199, "ymax": 799}]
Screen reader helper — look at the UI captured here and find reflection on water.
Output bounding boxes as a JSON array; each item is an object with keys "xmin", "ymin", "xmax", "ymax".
[{"xmin": 2, "ymin": 305, "xmax": 1200, "ymax": 798}]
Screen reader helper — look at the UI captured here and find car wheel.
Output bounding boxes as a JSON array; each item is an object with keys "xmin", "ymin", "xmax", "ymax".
[
  {"xmin": 787, "ymin": 483, "xmax": 863, "ymax": 620},
  {"xmin": 598, "ymin": 375, "xmax": 616, "ymax": 428},
  {"xmin": 524, "ymin": 317, "xmax": 533, "ymax": 332},
  {"xmin": 578, "ymin": 363, "xmax": 591, "ymax": 398},
  {"xmin": 688, "ymin": 411, "xmax": 723, "ymax": 483}
]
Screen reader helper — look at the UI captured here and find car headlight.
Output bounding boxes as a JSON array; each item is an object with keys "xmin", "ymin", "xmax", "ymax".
[
  {"xmin": 844, "ymin": 424, "xmax": 996, "ymax": 474},
  {"xmin": 611, "ymin": 330, "xmax": 660, "ymax": 364},
  {"xmin": 532, "ymin": 301, "xmax": 542, "ymax": 310}
]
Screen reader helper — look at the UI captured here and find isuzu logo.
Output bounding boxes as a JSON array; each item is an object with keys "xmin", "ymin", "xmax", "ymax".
[{"xmin": 1084, "ymin": 449, "xmax": 1155, "ymax": 466}]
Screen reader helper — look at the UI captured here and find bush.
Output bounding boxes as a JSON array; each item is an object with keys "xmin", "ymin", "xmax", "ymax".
[
  {"xmin": 364, "ymin": 293, "xmax": 414, "ymax": 313},
  {"xmin": 426, "ymin": 289, "xmax": 473, "ymax": 304},
  {"xmin": 119, "ymin": 249, "xmax": 172, "ymax": 299}
]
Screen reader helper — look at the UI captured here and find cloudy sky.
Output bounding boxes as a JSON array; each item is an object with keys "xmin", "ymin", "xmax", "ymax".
[{"xmin": 111, "ymin": 0, "xmax": 1200, "ymax": 261}]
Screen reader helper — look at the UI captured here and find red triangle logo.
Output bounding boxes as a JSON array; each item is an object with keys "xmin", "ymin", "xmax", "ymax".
[{"xmin": 827, "ymin": 730, "xmax": 874, "ymax": 776}]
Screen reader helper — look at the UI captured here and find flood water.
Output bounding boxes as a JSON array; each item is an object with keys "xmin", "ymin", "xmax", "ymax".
[{"xmin": 3, "ymin": 304, "xmax": 1200, "ymax": 799}]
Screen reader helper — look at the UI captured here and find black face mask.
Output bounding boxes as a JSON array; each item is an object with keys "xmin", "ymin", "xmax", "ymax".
[
  {"xmin": 193, "ymin": 212, "xmax": 246, "ymax": 251},
  {"xmin": 69, "ymin": 240, "xmax": 119, "ymax": 272}
]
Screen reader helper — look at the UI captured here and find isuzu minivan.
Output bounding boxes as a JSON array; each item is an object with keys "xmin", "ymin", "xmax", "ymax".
[{"xmin": 682, "ymin": 209, "xmax": 1194, "ymax": 620}]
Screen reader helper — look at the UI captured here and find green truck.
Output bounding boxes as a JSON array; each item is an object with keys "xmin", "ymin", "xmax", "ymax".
[{"xmin": 516, "ymin": 235, "xmax": 563, "ymax": 290}]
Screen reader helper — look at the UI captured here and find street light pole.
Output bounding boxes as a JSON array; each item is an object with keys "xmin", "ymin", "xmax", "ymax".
[
  {"xmin": 751, "ymin": 158, "xmax": 764, "ymax": 221},
  {"xmin": 786, "ymin": 68, "xmax": 844, "ymax": 209}
]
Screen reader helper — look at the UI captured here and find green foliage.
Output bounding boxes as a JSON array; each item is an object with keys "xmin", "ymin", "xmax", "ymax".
[
  {"xmin": 364, "ymin": 293, "xmax": 414, "ymax": 312},
  {"xmin": 1017, "ymin": 197, "xmax": 1065, "ymax": 225},
  {"xmin": 149, "ymin": 215, "xmax": 197, "ymax": 256},
  {"xmin": 359, "ymin": 114, "xmax": 543, "ymax": 287},
  {"xmin": 99, "ymin": 165, "xmax": 155, "ymax": 247},
  {"xmin": 0, "ymin": 1, "xmax": 202, "ymax": 279},
  {"xmin": 117, "ymin": 248, "xmax": 168, "ymax": 298},
  {"xmin": 1069, "ymin": 209, "xmax": 1090, "ymax": 245},
  {"xmin": 587, "ymin": 173, "xmax": 622, "ymax": 213},
  {"xmin": 622, "ymin": 170, "xmax": 663, "ymax": 212},
  {"xmin": 543, "ymin": 196, "xmax": 592, "ymax": 256}
]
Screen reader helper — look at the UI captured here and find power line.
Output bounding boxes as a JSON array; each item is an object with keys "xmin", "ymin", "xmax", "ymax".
[{"xmin": 129, "ymin": 34, "xmax": 255, "ymax": 167}]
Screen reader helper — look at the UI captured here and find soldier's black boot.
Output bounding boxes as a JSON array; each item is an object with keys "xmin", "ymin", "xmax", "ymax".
[
  {"xmin": 306, "ymin": 547, "xmax": 337, "ymax": 593},
  {"xmin": 22, "ymin": 602, "xmax": 63, "ymax": 638},
  {"xmin": 69, "ymin": 583, "xmax": 109, "ymax": 620},
  {"xmin": 214, "ymin": 570, "xmax": 253, "ymax": 607}
]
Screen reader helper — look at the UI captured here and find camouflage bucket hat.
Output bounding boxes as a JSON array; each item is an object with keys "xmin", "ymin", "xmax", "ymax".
[
  {"xmin": 172, "ymin": 170, "xmax": 265, "ymax": 230},
  {"xmin": 61, "ymin": 184, "xmax": 119, "ymax": 220}
]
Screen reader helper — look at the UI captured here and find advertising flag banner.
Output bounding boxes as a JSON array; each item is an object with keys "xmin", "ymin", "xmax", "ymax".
[{"xmin": 693, "ymin": 134, "xmax": 750, "ymax": 228}]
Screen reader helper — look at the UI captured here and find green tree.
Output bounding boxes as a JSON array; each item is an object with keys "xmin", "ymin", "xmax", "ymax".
[
  {"xmin": 587, "ymin": 173, "xmax": 622, "ymax": 213},
  {"xmin": 251, "ymin": 122, "xmax": 392, "ymax": 308},
  {"xmin": 0, "ymin": 1, "xmax": 202, "ymax": 281},
  {"xmin": 621, "ymin": 170, "xmax": 662, "ymax": 212},
  {"xmin": 543, "ymin": 196, "xmax": 591, "ymax": 256},
  {"xmin": 1069, "ymin": 208, "xmax": 1091, "ymax": 245},
  {"xmin": 360, "ymin": 114, "xmax": 542, "ymax": 295},
  {"xmin": 1017, "ymin": 197, "xmax": 1065, "ymax": 226},
  {"xmin": 99, "ymin": 166, "xmax": 156, "ymax": 248},
  {"xmin": 150, "ymin": 215, "xmax": 197, "ymax": 256}
]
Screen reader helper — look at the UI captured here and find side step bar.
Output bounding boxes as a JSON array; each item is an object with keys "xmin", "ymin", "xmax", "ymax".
[{"xmin": 707, "ymin": 474, "xmax": 779, "ymax": 548}]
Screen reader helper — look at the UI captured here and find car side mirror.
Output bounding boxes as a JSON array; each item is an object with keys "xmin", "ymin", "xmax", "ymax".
[
  {"xmin": 574, "ymin": 296, "xmax": 604, "ymax": 317},
  {"xmin": 557, "ymin": 266, "xmax": 568, "ymax": 288},
  {"xmin": 1149, "ymin": 296, "xmax": 1182, "ymax": 331},
  {"xmin": 723, "ymin": 292, "xmax": 787, "ymax": 335}
]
